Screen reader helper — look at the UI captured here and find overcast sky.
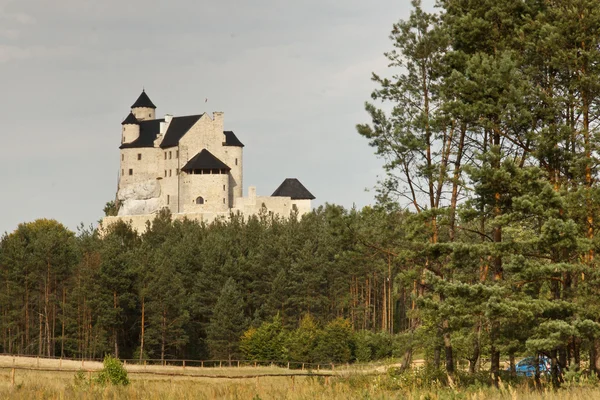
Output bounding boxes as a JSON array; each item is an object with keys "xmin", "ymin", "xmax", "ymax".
[{"xmin": 0, "ymin": 0, "xmax": 435, "ymax": 235}]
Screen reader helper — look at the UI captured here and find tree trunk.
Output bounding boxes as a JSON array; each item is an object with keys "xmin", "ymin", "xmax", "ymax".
[
  {"xmin": 140, "ymin": 297, "xmax": 145, "ymax": 362},
  {"xmin": 61, "ymin": 288, "xmax": 65, "ymax": 358},
  {"xmin": 113, "ymin": 291, "xmax": 119, "ymax": 358},
  {"xmin": 161, "ymin": 308, "xmax": 166, "ymax": 363},
  {"xmin": 443, "ymin": 319, "xmax": 454, "ymax": 374}
]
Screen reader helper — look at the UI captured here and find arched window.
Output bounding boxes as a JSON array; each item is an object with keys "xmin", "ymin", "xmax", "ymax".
[{"xmin": 196, "ymin": 196, "xmax": 205, "ymax": 205}]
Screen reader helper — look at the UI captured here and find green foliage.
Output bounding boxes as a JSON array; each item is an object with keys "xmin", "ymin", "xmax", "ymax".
[
  {"xmin": 354, "ymin": 330, "xmax": 394, "ymax": 363},
  {"xmin": 103, "ymin": 201, "xmax": 119, "ymax": 217},
  {"xmin": 207, "ymin": 278, "xmax": 248, "ymax": 360},
  {"xmin": 96, "ymin": 355, "xmax": 129, "ymax": 386},
  {"xmin": 314, "ymin": 318, "xmax": 354, "ymax": 364},
  {"xmin": 72, "ymin": 370, "xmax": 89, "ymax": 388},
  {"xmin": 285, "ymin": 314, "xmax": 320, "ymax": 363},
  {"xmin": 240, "ymin": 315, "xmax": 286, "ymax": 361}
]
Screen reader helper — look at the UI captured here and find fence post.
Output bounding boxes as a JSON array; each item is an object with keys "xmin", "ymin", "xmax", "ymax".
[
  {"xmin": 183, "ymin": 360, "xmax": 186, "ymax": 370},
  {"xmin": 317, "ymin": 364, "xmax": 320, "ymax": 372},
  {"xmin": 331, "ymin": 363, "xmax": 334, "ymax": 371},
  {"xmin": 201, "ymin": 361, "xmax": 204, "ymax": 368},
  {"xmin": 287, "ymin": 362, "xmax": 290, "ymax": 369},
  {"xmin": 144, "ymin": 360, "xmax": 147, "ymax": 370},
  {"xmin": 237, "ymin": 360, "xmax": 240, "ymax": 368},
  {"xmin": 302, "ymin": 363, "xmax": 304, "ymax": 371},
  {"xmin": 219, "ymin": 360, "xmax": 222, "ymax": 368},
  {"xmin": 10, "ymin": 368, "xmax": 15, "ymax": 387}
]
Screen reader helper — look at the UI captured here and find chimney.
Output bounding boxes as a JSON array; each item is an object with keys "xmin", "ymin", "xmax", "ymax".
[
  {"xmin": 160, "ymin": 114, "xmax": 173, "ymax": 135},
  {"xmin": 213, "ymin": 111, "xmax": 224, "ymax": 130}
]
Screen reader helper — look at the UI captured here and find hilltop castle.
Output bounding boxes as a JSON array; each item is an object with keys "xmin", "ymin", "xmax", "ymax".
[{"xmin": 102, "ymin": 90, "xmax": 314, "ymax": 232}]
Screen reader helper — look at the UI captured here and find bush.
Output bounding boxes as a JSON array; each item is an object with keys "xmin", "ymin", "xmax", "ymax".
[
  {"xmin": 354, "ymin": 330, "xmax": 395, "ymax": 362},
  {"xmin": 286, "ymin": 314, "xmax": 319, "ymax": 363},
  {"xmin": 240, "ymin": 314, "xmax": 286, "ymax": 361},
  {"xmin": 72, "ymin": 370, "xmax": 90, "ymax": 388},
  {"xmin": 314, "ymin": 318, "xmax": 353, "ymax": 364},
  {"xmin": 96, "ymin": 355, "xmax": 130, "ymax": 386}
]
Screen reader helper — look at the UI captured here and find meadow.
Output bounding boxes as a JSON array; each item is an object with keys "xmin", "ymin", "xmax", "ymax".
[{"xmin": 2, "ymin": 356, "xmax": 600, "ymax": 399}]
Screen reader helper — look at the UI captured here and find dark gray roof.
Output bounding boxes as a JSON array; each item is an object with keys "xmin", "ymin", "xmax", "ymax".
[
  {"xmin": 272, "ymin": 178, "xmax": 315, "ymax": 200},
  {"xmin": 131, "ymin": 90, "xmax": 157, "ymax": 109},
  {"xmin": 121, "ymin": 112, "xmax": 139, "ymax": 125},
  {"xmin": 120, "ymin": 119, "xmax": 164, "ymax": 149},
  {"xmin": 224, "ymin": 131, "xmax": 244, "ymax": 147},
  {"xmin": 119, "ymin": 113, "xmax": 245, "ymax": 150},
  {"xmin": 160, "ymin": 115, "xmax": 203, "ymax": 148},
  {"xmin": 182, "ymin": 149, "xmax": 231, "ymax": 172}
]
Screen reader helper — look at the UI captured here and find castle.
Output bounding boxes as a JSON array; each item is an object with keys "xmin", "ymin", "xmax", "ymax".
[{"xmin": 102, "ymin": 90, "xmax": 315, "ymax": 232}]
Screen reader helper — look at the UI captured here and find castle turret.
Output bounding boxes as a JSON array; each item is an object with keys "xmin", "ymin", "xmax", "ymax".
[
  {"xmin": 131, "ymin": 90, "xmax": 156, "ymax": 121},
  {"xmin": 121, "ymin": 112, "xmax": 140, "ymax": 144}
]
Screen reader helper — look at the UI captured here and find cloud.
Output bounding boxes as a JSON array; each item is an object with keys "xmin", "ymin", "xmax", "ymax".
[
  {"xmin": 0, "ymin": 44, "xmax": 74, "ymax": 63},
  {"xmin": 0, "ymin": 10, "xmax": 36, "ymax": 24}
]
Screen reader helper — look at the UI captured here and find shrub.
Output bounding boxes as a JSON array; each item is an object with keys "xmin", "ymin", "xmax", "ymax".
[
  {"xmin": 314, "ymin": 318, "xmax": 353, "ymax": 364},
  {"xmin": 286, "ymin": 314, "xmax": 320, "ymax": 363},
  {"xmin": 96, "ymin": 355, "xmax": 130, "ymax": 386},
  {"xmin": 240, "ymin": 314, "xmax": 286, "ymax": 361}
]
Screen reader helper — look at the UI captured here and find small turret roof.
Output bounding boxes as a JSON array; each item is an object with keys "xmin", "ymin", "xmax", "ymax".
[
  {"xmin": 121, "ymin": 112, "xmax": 139, "ymax": 125},
  {"xmin": 182, "ymin": 149, "xmax": 231, "ymax": 172},
  {"xmin": 223, "ymin": 131, "xmax": 244, "ymax": 147},
  {"xmin": 131, "ymin": 90, "xmax": 156, "ymax": 109},
  {"xmin": 272, "ymin": 178, "xmax": 315, "ymax": 200}
]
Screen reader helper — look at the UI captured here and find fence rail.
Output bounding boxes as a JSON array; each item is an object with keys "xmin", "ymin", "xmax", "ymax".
[
  {"xmin": 0, "ymin": 364, "xmax": 347, "ymax": 389},
  {"xmin": 0, "ymin": 353, "xmax": 354, "ymax": 372}
]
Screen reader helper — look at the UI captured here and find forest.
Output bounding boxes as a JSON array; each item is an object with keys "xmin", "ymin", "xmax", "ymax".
[{"xmin": 3, "ymin": 0, "xmax": 600, "ymax": 388}]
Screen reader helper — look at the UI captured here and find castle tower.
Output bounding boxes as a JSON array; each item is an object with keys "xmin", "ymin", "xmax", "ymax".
[
  {"xmin": 121, "ymin": 112, "xmax": 140, "ymax": 144},
  {"xmin": 131, "ymin": 90, "xmax": 156, "ymax": 121}
]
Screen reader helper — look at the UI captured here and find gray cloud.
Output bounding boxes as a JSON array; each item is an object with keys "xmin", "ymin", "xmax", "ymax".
[{"xmin": 0, "ymin": 0, "xmax": 436, "ymax": 234}]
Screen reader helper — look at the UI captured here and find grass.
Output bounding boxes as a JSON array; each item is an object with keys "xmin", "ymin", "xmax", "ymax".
[{"xmin": 1, "ymin": 356, "xmax": 600, "ymax": 399}]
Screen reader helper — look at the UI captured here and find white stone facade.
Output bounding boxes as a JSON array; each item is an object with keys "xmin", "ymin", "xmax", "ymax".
[{"xmin": 101, "ymin": 91, "xmax": 314, "ymax": 233}]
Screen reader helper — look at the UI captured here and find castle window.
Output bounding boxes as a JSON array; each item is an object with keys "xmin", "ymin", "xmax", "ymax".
[
  {"xmin": 223, "ymin": 185, "xmax": 226, "ymax": 191},
  {"xmin": 149, "ymin": 113, "xmax": 151, "ymax": 117},
  {"xmin": 176, "ymin": 150, "xmax": 179, "ymax": 158},
  {"xmin": 164, "ymin": 152, "xmax": 167, "ymax": 160},
  {"xmin": 176, "ymin": 168, "xmax": 179, "ymax": 175},
  {"xmin": 164, "ymin": 170, "xmax": 167, "ymax": 177},
  {"xmin": 137, "ymin": 153, "xmax": 142, "ymax": 160},
  {"xmin": 196, "ymin": 196, "xmax": 205, "ymax": 205},
  {"xmin": 167, "ymin": 195, "xmax": 170, "ymax": 205},
  {"xmin": 235, "ymin": 158, "xmax": 238, "ymax": 166},
  {"xmin": 169, "ymin": 170, "xmax": 172, "ymax": 177},
  {"xmin": 129, "ymin": 169, "xmax": 133, "ymax": 176},
  {"xmin": 223, "ymin": 198, "xmax": 226, "ymax": 204},
  {"xmin": 169, "ymin": 151, "xmax": 172, "ymax": 159}
]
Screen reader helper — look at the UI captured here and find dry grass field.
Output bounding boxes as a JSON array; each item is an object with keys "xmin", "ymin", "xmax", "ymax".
[{"xmin": 1, "ymin": 355, "xmax": 600, "ymax": 399}]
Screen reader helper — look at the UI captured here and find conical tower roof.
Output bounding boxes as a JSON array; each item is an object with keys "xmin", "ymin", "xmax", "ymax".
[
  {"xmin": 272, "ymin": 178, "xmax": 315, "ymax": 200},
  {"xmin": 131, "ymin": 90, "xmax": 156, "ymax": 109},
  {"xmin": 121, "ymin": 112, "xmax": 139, "ymax": 125}
]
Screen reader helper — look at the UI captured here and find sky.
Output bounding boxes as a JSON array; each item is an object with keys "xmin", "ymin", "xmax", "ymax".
[{"xmin": 0, "ymin": 0, "xmax": 435, "ymax": 235}]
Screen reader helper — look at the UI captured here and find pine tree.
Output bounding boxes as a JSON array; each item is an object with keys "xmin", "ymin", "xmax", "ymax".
[{"xmin": 206, "ymin": 278, "xmax": 247, "ymax": 362}]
